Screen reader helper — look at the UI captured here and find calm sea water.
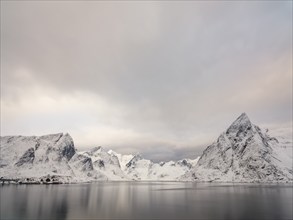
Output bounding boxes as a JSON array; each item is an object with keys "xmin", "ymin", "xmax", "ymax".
[{"xmin": 0, "ymin": 182, "xmax": 292, "ymax": 220}]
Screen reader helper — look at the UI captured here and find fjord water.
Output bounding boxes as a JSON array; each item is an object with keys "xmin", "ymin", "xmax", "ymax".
[{"xmin": 1, "ymin": 182, "xmax": 292, "ymax": 220}]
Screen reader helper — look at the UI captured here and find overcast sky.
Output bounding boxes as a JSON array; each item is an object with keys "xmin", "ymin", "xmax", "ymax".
[{"xmin": 1, "ymin": 1, "xmax": 292, "ymax": 161}]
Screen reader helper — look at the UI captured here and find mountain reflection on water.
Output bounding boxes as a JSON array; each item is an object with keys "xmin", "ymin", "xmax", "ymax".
[{"xmin": 1, "ymin": 182, "xmax": 292, "ymax": 220}]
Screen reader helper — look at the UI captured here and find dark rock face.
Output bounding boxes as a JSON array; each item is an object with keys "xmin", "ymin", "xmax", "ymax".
[
  {"xmin": 69, "ymin": 154, "xmax": 94, "ymax": 172},
  {"xmin": 57, "ymin": 134, "xmax": 76, "ymax": 161},
  {"xmin": 226, "ymin": 113, "xmax": 253, "ymax": 135},
  {"xmin": 178, "ymin": 159, "xmax": 192, "ymax": 169},
  {"xmin": 60, "ymin": 145, "xmax": 76, "ymax": 161},
  {"xmin": 80, "ymin": 157, "xmax": 94, "ymax": 171},
  {"xmin": 94, "ymin": 159, "xmax": 105, "ymax": 168},
  {"xmin": 15, "ymin": 148, "xmax": 35, "ymax": 167},
  {"xmin": 126, "ymin": 154, "xmax": 143, "ymax": 168}
]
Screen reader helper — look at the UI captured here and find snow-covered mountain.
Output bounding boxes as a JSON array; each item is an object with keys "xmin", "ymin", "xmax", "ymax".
[
  {"xmin": 0, "ymin": 133, "xmax": 107, "ymax": 183},
  {"xmin": 1, "ymin": 113, "xmax": 291, "ymax": 183},
  {"xmin": 182, "ymin": 113, "xmax": 293, "ymax": 182},
  {"xmin": 0, "ymin": 134, "xmax": 198, "ymax": 183},
  {"xmin": 80, "ymin": 148, "xmax": 199, "ymax": 181},
  {"xmin": 124, "ymin": 153, "xmax": 199, "ymax": 180},
  {"xmin": 79, "ymin": 147, "xmax": 128, "ymax": 180}
]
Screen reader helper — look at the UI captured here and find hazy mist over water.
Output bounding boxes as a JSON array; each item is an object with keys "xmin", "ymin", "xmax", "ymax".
[{"xmin": 1, "ymin": 182, "xmax": 292, "ymax": 220}]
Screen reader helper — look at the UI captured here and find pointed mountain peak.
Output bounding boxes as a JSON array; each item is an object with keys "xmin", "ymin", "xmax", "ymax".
[
  {"xmin": 132, "ymin": 153, "xmax": 143, "ymax": 160},
  {"xmin": 108, "ymin": 149, "xmax": 115, "ymax": 155},
  {"xmin": 226, "ymin": 113, "xmax": 253, "ymax": 134},
  {"xmin": 90, "ymin": 146, "xmax": 104, "ymax": 154},
  {"xmin": 238, "ymin": 112, "xmax": 249, "ymax": 120},
  {"xmin": 232, "ymin": 113, "xmax": 251, "ymax": 125}
]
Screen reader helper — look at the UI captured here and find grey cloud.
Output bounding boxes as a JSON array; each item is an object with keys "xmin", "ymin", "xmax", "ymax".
[{"xmin": 1, "ymin": 1, "xmax": 292, "ymax": 161}]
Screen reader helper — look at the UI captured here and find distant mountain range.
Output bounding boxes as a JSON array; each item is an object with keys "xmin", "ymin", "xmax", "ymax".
[{"xmin": 0, "ymin": 113, "xmax": 292, "ymax": 183}]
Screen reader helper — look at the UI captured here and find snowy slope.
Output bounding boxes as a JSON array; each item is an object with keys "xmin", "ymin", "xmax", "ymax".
[{"xmin": 182, "ymin": 113, "xmax": 293, "ymax": 182}]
